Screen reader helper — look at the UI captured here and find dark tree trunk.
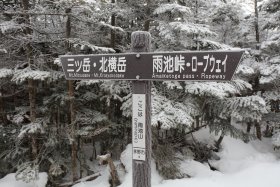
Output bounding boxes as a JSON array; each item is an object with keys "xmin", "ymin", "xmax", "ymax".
[
  {"xmin": 216, "ymin": 133, "xmax": 224, "ymax": 149},
  {"xmin": 254, "ymin": 0, "xmax": 260, "ymax": 49},
  {"xmin": 111, "ymin": 0, "xmax": 116, "ymax": 49},
  {"xmin": 247, "ymin": 122, "xmax": 252, "ymax": 133},
  {"xmin": 21, "ymin": 0, "xmax": 38, "ymax": 159},
  {"xmin": 65, "ymin": 8, "xmax": 78, "ymax": 181},
  {"xmin": 28, "ymin": 79, "xmax": 38, "ymax": 158},
  {"xmin": 255, "ymin": 122, "xmax": 262, "ymax": 140},
  {"xmin": 0, "ymin": 94, "xmax": 8, "ymax": 125},
  {"xmin": 195, "ymin": 116, "xmax": 200, "ymax": 128},
  {"xmin": 131, "ymin": 31, "xmax": 152, "ymax": 187},
  {"xmin": 144, "ymin": 0, "xmax": 151, "ymax": 31}
]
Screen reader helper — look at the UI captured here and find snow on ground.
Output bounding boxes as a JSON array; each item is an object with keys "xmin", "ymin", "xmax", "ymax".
[
  {"xmin": 73, "ymin": 127, "xmax": 280, "ymax": 187},
  {"xmin": 2, "ymin": 127, "xmax": 280, "ymax": 187},
  {"xmin": 0, "ymin": 172, "xmax": 48, "ymax": 187}
]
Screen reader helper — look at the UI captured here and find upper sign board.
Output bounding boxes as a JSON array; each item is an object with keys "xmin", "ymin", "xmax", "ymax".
[{"xmin": 60, "ymin": 51, "xmax": 243, "ymax": 81}]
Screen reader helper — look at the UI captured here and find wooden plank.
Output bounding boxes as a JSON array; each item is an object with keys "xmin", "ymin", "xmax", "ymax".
[{"xmin": 131, "ymin": 31, "xmax": 151, "ymax": 187}]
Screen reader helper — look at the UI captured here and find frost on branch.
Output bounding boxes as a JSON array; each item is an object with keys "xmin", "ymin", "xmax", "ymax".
[
  {"xmin": 259, "ymin": 63, "xmax": 280, "ymax": 85},
  {"xmin": 0, "ymin": 68, "xmax": 14, "ymax": 78},
  {"xmin": 121, "ymin": 93, "xmax": 132, "ymax": 117},
  {"xmin": 12, "ymin": 68, "xmax": 51, "ymax": 84},
  {"xmin": 49, "ymin": 162, "xmax": 64, "ymax": 177},
  {"xmin": 152, "ymin": 91, "xmax": 197, "ymax": 129},
  {"xmin": 185, "ymin": 80, "xmax": 252, "ymax": 99},
  {"xmin": 236, "ymin": 64, "xmax": 255, "ymax": 77},
  {"xmin": 76, "ymin": 80, "xmax": 102, "ymax": 89},
  {"xmin": 163, "ymin": 81, "xmax": 183, "ymax": 89},
  {"xmin": 99, "ymin": 21, "xmax": 125, "ymax": 32},
  {"xmin": 169, "ymin": 22, "xmax": 216, "ymax": 37},
  {"xmin": 261, "ymin": 33, "xmax": 280, "ymax": 56},
  {"xmin": 67, "ymin": 38, "xmax": 115, "ymax": 53},
  {"xmin": 196, "ymin": 39, "xmax": 232, "ymax": 50},
  {"xmin": 154, "ymin": 3, "xmax": 191, "ymax": 15},
  {"xmin": 15, "ymin": 162, "xmax": 39, "ymax": 183},
  {"xmin": 0, "ymin": 21, "xmax": 22, "ymax": 34},
  {"xmin": 218, "ymin": 96, "xmax": 267, "ymax": 122},
  {"xmin": 18, "ymin": 123, "xmax": 45, "ymax": 139},
  {"xmin": 76, "ymin": 109, "xmax": 108, "ymax": 126},
  {"xmin": 272, "ymin": 130, "xmax": 280, "ymax": 148}
]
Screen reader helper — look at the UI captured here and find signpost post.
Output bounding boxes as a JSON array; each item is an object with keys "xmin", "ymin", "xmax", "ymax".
[{"xmin": 60, "ymin": 31, "xmax": 243, "ymax": 187}]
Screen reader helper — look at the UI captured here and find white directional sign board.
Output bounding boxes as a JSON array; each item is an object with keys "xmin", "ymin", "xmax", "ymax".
[{"xmin": 132, "ymin": 94, "xmax": 146, "ymax": 161}]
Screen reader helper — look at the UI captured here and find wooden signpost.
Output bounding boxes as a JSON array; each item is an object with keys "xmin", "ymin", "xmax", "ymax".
[{"xmin": 60, "ymin": 31, "xmax": 243, "ymax": 187}]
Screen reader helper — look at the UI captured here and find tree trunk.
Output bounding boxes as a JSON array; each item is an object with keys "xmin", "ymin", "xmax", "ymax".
[
  {"xmin": 0, "ymin": 94, "xmax": 8, "ymax": 125},
  {"xmin": 144, "ymin": 0, "xmax": 151, "ymax": 31},
  {"xmin": 21, "ymin": 0, "xmax": 38, "ymax": 159},
  {"xmin": 131, "ymin": 31, "xmax": 151, "ymax": 187},
  {"xmin": 254, "ymin": 0, "xmax": 260, "ymax": 49},
  {"xmin": 255, "ymin": 122, "xmax": 262, "ymax": 140},
  {"xmin": 111, "ymin": 0, "xmax": 116, "ymax": 49},
  {"xmin": 246, "ymin": 122, "xmax": 252, "ymax": 133},
  {"xmin": 195, "ymin": 116, "xmax": 199, "ymax": 128},
  {"xmin": 65, "ymin": 8, "xmax": 78, "ymax": 181},
  {"xmin": 216, "ymin": 133, "xmax": 224, "ymax": 150},
  {"xmin": 69, "ymin": 79, "xmax": 78, "ymax": 181},
  {"xmin": 28, "ymin": 79, "xmax": 38, "ymax": 158}
]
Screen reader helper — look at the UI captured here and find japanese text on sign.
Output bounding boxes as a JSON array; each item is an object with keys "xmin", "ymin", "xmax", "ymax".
[
  {"xmin": 132, "ymin": 94, "xmax": 146, "ymax": 161},
  {"xmin": 61, "ymin": 51, "xmax": 243, "ymax": 81},
  {"xmin": 65, "ymin": 56, "xmax": 127, "ymax": 79},
  {"xmin": 152, "ymin": 54, "xmax": 227, "ymax": 75}
]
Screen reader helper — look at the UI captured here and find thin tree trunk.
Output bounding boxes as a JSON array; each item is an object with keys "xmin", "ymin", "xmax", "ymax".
[
  {"xmin": 254, "ymin": 0, "xmax": 260, "ymax": 49},
  {"xmin": 21, "ymin": 0, "xmax": 38, "ymax": 159},
  {"xmin": 28, "ymin": 79, "xmax": 38, "ymax": 158},
  {"xmin": 246, "ymin": 122, "xmax": 252, "ymax": 133},
  {"xmin": 216, "ymin": 133, "xmax": 224, "ymax": 149},
  {"xmin": 131, "ymin": 31, "xmax": 151, "ymax": 187},
  {"xmin": 111, "ymin": 0, "xmax": 116, "ymax": 49},
  {"xmin": 0, "ymin": 93, "xmax": 8, "ymax": 125},
  {"xmin": 195, "ymin": 0, "xmax": 199, "ymax": 50},
  {"xmin": 65, "ymin": 8, "xmax": 78, "ymax": 181},
  {"xmin": 255, "ymin": 122, "xmax": 262, "ymax": 140},
  {"xmin": 195, "ymin": 116, "xmax": 199, "ymax": 128},
  {"xmin": 144, "ymin": 0, "xmax": 151, "ymax": 31}
]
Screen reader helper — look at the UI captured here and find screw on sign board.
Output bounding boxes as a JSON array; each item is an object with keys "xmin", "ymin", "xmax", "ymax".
[
  {"xmin": 60, "ymin": 51, "xmax": 243, "ymax": 81},
  {"xmin": 60, "ymin": 31, "xmax": 244, "ymax": 187}
]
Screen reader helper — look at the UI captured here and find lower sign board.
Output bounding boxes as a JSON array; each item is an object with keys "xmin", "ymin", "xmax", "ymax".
[
  {"xmin": 60, "ymin": 51, "xmax": 243, "ymax": 81},
  {"xmin": 132, "ymin": 94, "xmax": 146, "ymax": 161}
]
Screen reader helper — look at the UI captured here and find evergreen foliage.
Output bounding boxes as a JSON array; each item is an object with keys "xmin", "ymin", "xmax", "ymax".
[{"xmin": 0, "ymin": 0, "xmax": 279, "ymax": 184}]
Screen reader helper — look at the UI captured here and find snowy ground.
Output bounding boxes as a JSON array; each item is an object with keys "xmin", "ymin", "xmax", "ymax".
[
  {"xmin": 1, "ymin": 128, "xmax": 280, "ymax": 187},
  {"xmin": 0, "ymin": 173, "xmax": 48, "ymax": 187}
]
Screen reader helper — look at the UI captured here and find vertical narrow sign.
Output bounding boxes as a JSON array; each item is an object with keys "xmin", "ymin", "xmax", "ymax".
[{"xmin": 132, "ymin": 94, "xmax": 146, "ymax": 161}]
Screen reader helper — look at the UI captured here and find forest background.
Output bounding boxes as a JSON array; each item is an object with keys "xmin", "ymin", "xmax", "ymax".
[{"xmin": 0, "ymin": 0, "xmax": 279, "ymax": 186}]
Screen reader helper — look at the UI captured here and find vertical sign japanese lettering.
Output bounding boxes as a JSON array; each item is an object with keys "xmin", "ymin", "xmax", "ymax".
[{"xmin": 132, "ymin": 94, "xmax": 146, "ymax": 161}]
